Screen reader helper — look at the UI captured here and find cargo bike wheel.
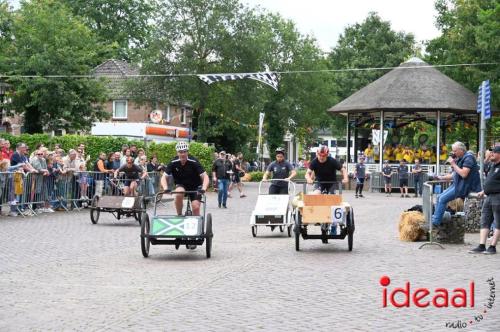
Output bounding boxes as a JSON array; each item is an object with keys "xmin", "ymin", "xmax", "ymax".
[
  {"xmin": 294, "ymin": 211, "xmax": 301, "ymax": 251},
  {"xmin": 90, "ymin": 195, "xmax": 100, "ymax": 224},
  {"xmin": 133, "ymin": 197, "xmax": 146, "ymax": 225},
  {"xmin": 251, "ymin": 226, "xmax": 257, "ymax": 237},
  {"xmin": 205, "ymin": 213, "xmax": 213, "ymax": 258},
  {"xmin": 347, "ymin": 209, "xmax": 355, "ymax": 251},
  {"xmin": 141, "ymin": 212, "xmax": 150, "ymax": 257}
]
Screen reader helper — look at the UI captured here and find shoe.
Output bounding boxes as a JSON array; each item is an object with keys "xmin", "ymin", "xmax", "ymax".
[
  {"xmin": 44, "ymin": 208, "xmax": 55, "ymax": 213},
  {"xmin": 414, "ymin": 195, "xmax": 418, "ymax": 198},
  {"xmin": 218, "ymin": 203, "xmax": 221, "ymax": 208},
  {"xmin": 355, "ymin": 195, "xmax": 358, "ymax": 198},
  {"xmin": 9, "ymin": 212, "xmax": 18, "ymax": 217},
  {"xmin": 401, "ymin": 194, "xmax": 404, "ymax": 197},
  {"xmin": 386, "ymin": 194, "xmax": 389, "ymax": 197},
  {"xmin": 359, "ymin": 194, "xmax": 364, "ymax": 198},
  {"xmin": 223, "ymin": 205, "xmax": 227, "ymax": 208},
  {"xmin": 82, "ymin": 202, "xmax": 88, "ymax": 208},
  {"xmin": 240, "ymin": 194, "xmax": 246, "ymax": 198},
  {"xmin": 227, "ymin": 194, "xmax": 232, "ymax": 198},
  {"xmin": 484, "ymin": 246, "xmax": 496, "ymax": 255},
  {"xmin": 405, "ymin": 195, "xmax": 410, "ymax": 198},
  {"xmin": 186, "ymin": 244, "xmax": 197, "ymax": 250},
  {"xmin": 468, "ymin": 245, "xmax": 486, "ymax": 254},
  {"xmin": 35, "ymin": 208, "xmax": 44, "ymax": 214}
]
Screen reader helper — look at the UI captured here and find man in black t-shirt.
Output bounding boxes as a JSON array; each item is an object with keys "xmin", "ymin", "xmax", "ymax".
[
  {"xmin": 160, "ymin": 142, "xmax": 209, "ymax": 216},
  {"xmin": 354, "ymin": 156, "xmax": 367, "ymax": 198},
  {"xmin": 469, "ymin": 145, "xmax": 500, "ymax": 255},
  {"xmin": 263, "ymin": 147, "xmax": 297, "ymax": 195},
  {"xmin": 412, "ymin": 158, "xmax": 423, "ymax": 197},
  {"xmin": 115, "ymin": 156, "xmax": 145, "ymax": 196},
  {"xmin": 212, "ymin": 151, "xmax": 233, "ymax": 208},
  {"xmin": 382, "ymin": 160, "xmax": 394, "ymax": 196},
  {"xmin": 397, "ymin": 159, "xmax": 409, "ymax": 198},
  {"xmin": 305, "ymin": 145, "xmax": 348, "ymax": 194}
]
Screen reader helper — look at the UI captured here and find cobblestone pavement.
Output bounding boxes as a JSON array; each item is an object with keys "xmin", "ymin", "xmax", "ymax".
[{"xmin": 1, "ymin": 183, "xmax": 499, "ymax": 331}]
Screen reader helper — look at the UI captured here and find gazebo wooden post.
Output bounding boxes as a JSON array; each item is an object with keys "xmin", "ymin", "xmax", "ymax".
[
  {"xmin": 436, "ymin": 111, "xmax": 441, "ymax": 174},
  {"xmin": 354, "ymin": 126, "xmax": 358, "ymax": 163},
  {"xmin": 346, "ymin": 113, "xmax": 351, "ymax": 164},
  {"xmin": 379, "ymin": 111, "xmax": 384, "ymax": 170}
]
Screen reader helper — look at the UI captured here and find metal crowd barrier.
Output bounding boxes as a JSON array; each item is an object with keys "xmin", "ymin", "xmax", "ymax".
[
  {"xmin": 369, "ymin": 173, "xmax": 430, "ymax": 193},
  {"xmin": 419, "ymin": 180, "xmax": 452, "ymax": 249},
  {"xmin": 0, "ymin": 171, "xmax": 163, "ymax": 218}
]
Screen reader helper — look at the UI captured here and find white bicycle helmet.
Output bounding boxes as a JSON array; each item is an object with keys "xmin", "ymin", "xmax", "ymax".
[
  {"xmin": 275, "ymin": 147, "xmax": 286, "ymax": 155},
  {"xmin": 175, "ymin": 141, "xmax": 189, "ymax": 152}
]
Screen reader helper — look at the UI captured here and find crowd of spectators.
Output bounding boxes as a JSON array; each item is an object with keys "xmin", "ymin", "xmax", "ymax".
[
  {"xmin": 0, "ymin": 140, "xmax": 161, "ymax": 217},
  {"xmin": 363, "ymin": 143, "xmax": 450, "ymax": 163}
]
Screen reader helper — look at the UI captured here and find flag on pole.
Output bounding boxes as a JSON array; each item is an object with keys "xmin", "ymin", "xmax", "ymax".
[
  {"xmin": 198, "ymin": 72, "xmax": 279, "ymax": 91},
  {"xmin": 477, "ymin": 80, "xmax": 491, "ymax": 120}
]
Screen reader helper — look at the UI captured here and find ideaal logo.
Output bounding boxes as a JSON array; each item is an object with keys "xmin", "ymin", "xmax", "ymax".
[{"xmin": 380, "ymin": 276, "xmax": 496, "ymax": 329}]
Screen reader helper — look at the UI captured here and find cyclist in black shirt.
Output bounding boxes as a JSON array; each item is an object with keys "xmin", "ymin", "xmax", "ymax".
[
  {"xmin": 115, "ymin": 156, "xmax": 145, "ymax": 196},
  {"xmin": 305, "ymin": 145, "xmax": 348, "ymax": 194},
  {"xmin": 160, "ymin": 142, "xmax": 209, "ymax": 216}
]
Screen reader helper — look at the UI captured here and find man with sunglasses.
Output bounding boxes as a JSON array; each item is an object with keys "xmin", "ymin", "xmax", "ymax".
[{"xmin": 160, "ymin": 142, "xmax": 209, "ymax": 216}]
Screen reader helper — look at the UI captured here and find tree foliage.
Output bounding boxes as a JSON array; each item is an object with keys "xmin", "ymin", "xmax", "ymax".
[
  {"xmin": 3, "ymin": 0, "xmax": 109, "ymax": 133},
  {"xmin": 59, "ymin": 0, "xmax": 158, "ymax": 61},
  {"xmin": 137, "ymin": 0, "xmax": 336, "ymax": 154},
  {"xmin": 426, "ymin": 0, "xmax": 500, "ymax": 142}
]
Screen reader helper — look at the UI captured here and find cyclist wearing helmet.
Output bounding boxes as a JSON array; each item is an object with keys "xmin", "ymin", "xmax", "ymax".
[
  {"xmin": 263, "ymin": 147, "xmax": 297, "ymax": 194},
  {"xmin": 160, "ymin": 142, "xmax": 209, "ymax": 216},
  {"xmin": 305, "ymin": 145, "xmax": 348, "ymax": 194}
]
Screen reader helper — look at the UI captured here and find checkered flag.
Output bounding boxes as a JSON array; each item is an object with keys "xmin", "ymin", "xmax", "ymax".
[{"xmin": 198, "ymin": 72, "xmax": 279, "ymax": 91}]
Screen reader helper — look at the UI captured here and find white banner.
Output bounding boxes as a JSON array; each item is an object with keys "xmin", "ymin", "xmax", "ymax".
[
  {"xmin": 372, "ymin": 129, "xmax": 388, "ymax": 145},
  {"xmin": 257, "ymin": 112, "xmax": 265, "ymax": 154}
]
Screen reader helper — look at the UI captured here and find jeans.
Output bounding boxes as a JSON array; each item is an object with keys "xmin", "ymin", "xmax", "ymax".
[
  {"xmin": 218, "ymin": 179, "xmax": 229, "ymax": 206},
  {"xmin": 414, "ymin": 178, "xmax": 423, "ymax": 196},
  {"xmin": 432, "ymin": 184, "xmax": 456, "ymax": 226}
]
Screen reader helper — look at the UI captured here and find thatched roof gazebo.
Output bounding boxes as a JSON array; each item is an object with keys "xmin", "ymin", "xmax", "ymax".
[{"xmin": 328, "ymin": 57, "xmax": 479, "ymax": 171}]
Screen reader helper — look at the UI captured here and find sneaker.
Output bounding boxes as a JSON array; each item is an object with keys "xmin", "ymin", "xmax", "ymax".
[
  {"xmin": 9, "ymin": 212, "xmax": 18, "ymax": 217},
  {"xmin": 186, "ymin": 244, "xmax": 197, "ymax": 250},
  {"xmin": 44, "ymin": 208, "xmax": 55, "ymax": 213},
  {"xmin": 82, "ymin": 202, "xmax": 88, "ymax": 208},
  {"xmin": 484, "ymin": 246, "xmax": 496, "ymax": 255},
  {"xmin": 405, "ymin": 195, "xmax": 410, "ymax": 198},
  {"xmin": 218, "ymin": 203, "xmax": 221, "ymax": 208},
  {"xmin": 401, "ymin": 194, "xmax": 404, "ymax": 197},
  {"xmin": 223, "ymin": 204, "xmax": 227, "ymax": 208},
  {"xmin": 240, "ymin": 194, "xmax": 246, "ymax": 198},
  {"xmin": 355, "ymin": 195, "xmax": 358, "ymax": 198},
  {"xmin": 468, "ymin": 245, "xmax": 486, "ymax": 254},
  {"xmin": 359, "ymin": 194, "xmax": 364, "ymax": 198}
]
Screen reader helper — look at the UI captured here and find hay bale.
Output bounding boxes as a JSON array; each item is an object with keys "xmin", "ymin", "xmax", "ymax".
[
  {"xmin": 447, "ymin": 198, "xmax": 464, "ymax": 213},
  {"xmin": 399, "ymin": 211, "xmax": 426, "ymax": 242}
]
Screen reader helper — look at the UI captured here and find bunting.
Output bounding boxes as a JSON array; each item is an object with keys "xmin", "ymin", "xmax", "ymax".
[{"xmin": 198, "ymin": 72, "xmax": 279, "ymax": 91}]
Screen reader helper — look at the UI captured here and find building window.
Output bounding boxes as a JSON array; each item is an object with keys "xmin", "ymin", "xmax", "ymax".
[
  {"xmin": 113, "ymin": 100, "xmax": 127, "ymax": 119},
  {"xmin": 181, "ymin": 108, "xmax": 187, "ymax": 124},
  {"xmin": 165, "ymin": 105, "xmax": 171, "ymax": 122}
]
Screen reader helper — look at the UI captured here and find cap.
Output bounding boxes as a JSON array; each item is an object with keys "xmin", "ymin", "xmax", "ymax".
[{"xmin": 493, "ymin": 146, "xmax": 500, "ymax": 153}]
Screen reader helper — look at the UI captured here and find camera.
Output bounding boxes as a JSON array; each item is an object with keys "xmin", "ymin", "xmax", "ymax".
[{"xmin": 449, "ymin": 153, "xmax": 457, "ymax": 159}]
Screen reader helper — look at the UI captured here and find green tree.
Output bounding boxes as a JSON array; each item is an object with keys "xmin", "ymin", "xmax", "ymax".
[
  {"xmin": 0, "ymin": 1, "xmax": 14, "ymax": 74},
  {"xmin": 137, "ymin": 0, "xmax": 335, "ymax": 153},
  {"xmin": 5, "ymin": 0, "xmax": 109, "ymax": 133},
  {"xmin": 328, "ymin": 12, "xmax": 416, "ymax": 101},
  {"xmin": 426, "ymin": 0, "xmax": 500, "ymax": 142},
  {"xmin": 59, "ymin": 0, "xmax": 158, "ymax": 61}
]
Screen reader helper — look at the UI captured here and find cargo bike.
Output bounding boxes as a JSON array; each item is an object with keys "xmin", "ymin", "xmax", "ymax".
[
  {"xmin": 293, "ymin": 181, "xmax": 355, "ymax": 251},
  {"xmin": 140, "ymin": 190, "xmax": 213, "ymax": 258},
  {"xmin": 249, "ymin": 179, "xmax": 296, "ymax": 237},
  {"xmin": 89, "ymin": 174, "xmax": 147, "ymax": 225}
]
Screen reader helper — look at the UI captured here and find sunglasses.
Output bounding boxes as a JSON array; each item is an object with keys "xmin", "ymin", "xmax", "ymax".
[{"xmin": 37, "ymin": 153, "xmax": 44, "ymax": 156}]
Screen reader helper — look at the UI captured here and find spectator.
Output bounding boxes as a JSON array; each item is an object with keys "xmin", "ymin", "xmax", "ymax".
[
  {"xmin": 120, "ymin": 144, "xmax": 129, "ymax": 158},
  {"xmin": 468, "ymin": 145, "xmax": 500, "ymax": 254},
  {"xmin": 1, "ymin": 139, "xmax": 13, "ymax": 160},
  {"xmin": 108, "ymin": 152, "xmax": 122, "ymax": 170},
  {"xmin": 228, "ymin": 152, "xmax": 246, "ymax": 198},
  {"xmin": 432, "ymin": 141, "xmax": 482, "ymax": 227},
  {"xmin": 397, "ymin": 159, "xmax": 410, "ymax": 198},
  {"xmin": 212, "ymin": 151, "xmax": 233, "ymax": 208},
  {"xmin": 130, "ymin": 144, "xmax": 138, "ymax": 158},
  {"xmin": 354, "ymin": 156, "xmax": 367, "ymax": 198},
  {"xmin": 120, "ymin": 148, "xmax": 132, "ymax": 166},
  {"xmin": 134, "ymin": 148, "xmax": 145, "ymax": 165},
  {"xmin": 412, "ymin": 158, "xmax": 423, "ymax": 197},
  {"xmin": 364, "ymin": 143, "xmax": 374, "ymax": 163},
  {"xmin": 382, "ymin": 160, "xmax": 394, "ymax": 196}
]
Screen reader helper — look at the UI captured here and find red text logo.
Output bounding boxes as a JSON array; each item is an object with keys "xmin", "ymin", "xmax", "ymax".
[{"xmin": 380, "ymin": 275, "xmax": 475, "ymax": 308}]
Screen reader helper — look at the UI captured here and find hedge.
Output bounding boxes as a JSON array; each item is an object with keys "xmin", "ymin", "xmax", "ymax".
[{"xmin": 0, "ymin": 134, "xmax": 215, "ymax": 172}]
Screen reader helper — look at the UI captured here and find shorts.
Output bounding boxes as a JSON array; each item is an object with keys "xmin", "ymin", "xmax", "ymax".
[
  {"xmin": 175, "ymin": 185, "xmax": 202, "ymax": 202},
  {"xmin": 313, "ymin": 183, "xmax": 336, "ymax": 194},
  {"xmin": 399, "ymin": 179, "xmax": 408, "ymax": 187},
  {"xmin": 124, "ymin": 179, "xmax": 139, "ymax": 187},
  {"xmin": 384, "ymin": 176, "xmax": 392, "ymax": 185},
  {"xmin": 232, "ymin": 174, "xmax": 241, "ymax": 184},
  {"xmin": 269, "ymin": 185, "xmax": 288, "ymax": 195},
  {"xmin": 480, "ymin": 194, "xmax": 500, "ymax": 230}
]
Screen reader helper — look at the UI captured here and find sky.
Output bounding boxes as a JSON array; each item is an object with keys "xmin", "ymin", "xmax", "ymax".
[
  {"xmin": 244, "ymin": 0, "xmax": 441, "ymax": 51},
  {"xmin": 7, "ymin": 0, "xmax": 441, "ymax": 52}
]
